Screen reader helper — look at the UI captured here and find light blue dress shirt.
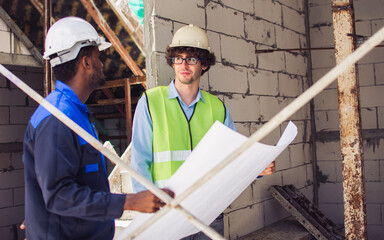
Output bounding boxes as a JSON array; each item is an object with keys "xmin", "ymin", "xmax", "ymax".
[{"xmin": 131, "ymin": 81, "xmax": 236, "ymax": 192}]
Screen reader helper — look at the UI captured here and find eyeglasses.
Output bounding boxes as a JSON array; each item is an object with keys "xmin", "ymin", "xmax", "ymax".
[{"xmin": 171, "ymin": 57, "xmax": 201, "ymax": 65}]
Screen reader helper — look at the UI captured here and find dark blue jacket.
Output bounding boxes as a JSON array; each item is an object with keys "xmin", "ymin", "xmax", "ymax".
[{"xmin": 23, "ymin": 81, "xmax": 126, "ymax": 239}]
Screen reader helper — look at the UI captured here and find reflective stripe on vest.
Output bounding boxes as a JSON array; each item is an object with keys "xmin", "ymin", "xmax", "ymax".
[{"xmin": 146, "ymin": 86, "xmax": 225, "ymax": 186}]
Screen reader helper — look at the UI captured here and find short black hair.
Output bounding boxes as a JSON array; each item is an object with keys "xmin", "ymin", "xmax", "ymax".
[
  {"xmin": 165, "ymin": 46, "xmax": 216, "ymax": 76},
  {"xmin": 52, "ymin": 46, "xmax": 95, "ymax": 83}
]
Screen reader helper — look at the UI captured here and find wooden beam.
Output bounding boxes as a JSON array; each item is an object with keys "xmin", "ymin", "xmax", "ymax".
[
  {"xmin": 125, "ymin": 78, "xmax": 132, "ymax": 143},
  {"xmin": 93, "ymin": 113, "xmax": 125, "ymax": 119},
  {"xmin": 96, "ymin": 76, "xmax": 146, "ymax": 89},
  {"xmin": 80, "ymin": 0, "xmax": 144, "ymax": 77},
  {"xmin": 101, "ymin": 88, "xmax": 126, "ymax": 116}
]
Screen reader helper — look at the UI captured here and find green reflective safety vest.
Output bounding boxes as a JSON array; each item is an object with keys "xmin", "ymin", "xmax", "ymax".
[{"xmin": 146, "ymin": 86, "xmax": 226, "ymax": 187}]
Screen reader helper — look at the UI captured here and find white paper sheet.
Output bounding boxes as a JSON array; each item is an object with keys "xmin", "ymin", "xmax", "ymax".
[{"xmin": 118, "ymin": 121, "xmax": 297, "ymax": 240}]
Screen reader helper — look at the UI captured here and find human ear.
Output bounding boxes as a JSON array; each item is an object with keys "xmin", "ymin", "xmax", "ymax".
[{"xmin": 82, "ymin": 56, "xmax": 92, "ymax": 70}]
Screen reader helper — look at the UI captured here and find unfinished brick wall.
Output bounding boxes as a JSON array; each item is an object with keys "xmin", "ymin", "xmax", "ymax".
[
  {"xmin": 0, "ymin": 65, "xmax": 43, "ymax": 239},
  {"xmin": 0, "ymin": 17, "xmax": 44, "ymax": 240},
  {"xmin": 145, "ymin": 0, "xmax": 313, "ymax": 238},
  {"xmin": 309, "ymin": 0, "xmax": 384, "ymax": 238}
]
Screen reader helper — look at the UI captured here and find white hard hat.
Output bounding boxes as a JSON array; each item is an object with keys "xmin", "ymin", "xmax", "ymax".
[
  {"xmin": 43, "ymin": 16, "xmax": 111, "ymax": 67},
  {"xmin": 169, "ymin": 24, "xmax": 211, "ymax": 52}
]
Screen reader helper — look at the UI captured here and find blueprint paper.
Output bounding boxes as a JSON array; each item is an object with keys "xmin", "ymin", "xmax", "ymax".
[{"xmin": 118, "ymin": 121, "xmax": 297, "ymax": 240}]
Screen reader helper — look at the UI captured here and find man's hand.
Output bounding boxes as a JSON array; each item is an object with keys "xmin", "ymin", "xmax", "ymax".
[
  {"xmin": 124, "ymin": 188, "xmax": 174, "ymax": 213},
  {"xmin": 259, "ymin": 161, "xmax": 276, "ymax": 176}
]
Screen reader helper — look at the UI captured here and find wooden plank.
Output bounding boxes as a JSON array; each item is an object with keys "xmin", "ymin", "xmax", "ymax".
[
  {"xmin": 80, "ymin": 0, "xmax": 144, "ymax": 77},
  {"xmin": 125, "ymin": 78, "xmax": 132, "ymax": 143},
  {"xmin": 93, "ymin": 113, "xmax": 125, "ymax": 119},
  {"xmin": 96, "ymin": 76, "xmax": 146, "ymax": 90}
]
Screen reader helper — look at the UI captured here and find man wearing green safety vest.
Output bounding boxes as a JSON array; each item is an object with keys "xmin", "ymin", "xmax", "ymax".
[{"xmin": 131, "ymin": 24, "xmax": 275, "ymax": 239}]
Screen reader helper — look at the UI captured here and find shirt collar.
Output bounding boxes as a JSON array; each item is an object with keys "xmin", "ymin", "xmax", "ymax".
[
  {"xmin": 55, "ymin": 80, "xmax": 88, "ymax": 112},
  {"xmin": 168, "ymin": 80, "xmax": 205, "ymax": 106}
]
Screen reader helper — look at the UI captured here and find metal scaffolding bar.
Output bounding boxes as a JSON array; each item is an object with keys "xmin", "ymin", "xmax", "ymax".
[
  {"xmin": 80, "ymin": 0, "xmax": 144, "ymax": 77},
  {"xmin": 331, "ymin": 1, "xmax": 367, "ymax": 239}
]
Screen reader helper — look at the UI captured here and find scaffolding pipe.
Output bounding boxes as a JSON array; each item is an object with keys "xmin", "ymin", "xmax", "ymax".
[
  {"xmin": 331, "ymin": 1, "xmax": 367, "ymax": 239},
  {"xmin": 43, "ymin": 0, "xmax": 52, "ymax": 96}
]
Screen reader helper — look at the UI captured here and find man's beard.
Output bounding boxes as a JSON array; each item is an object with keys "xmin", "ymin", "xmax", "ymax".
[{"xmin": 90, "ymin": 67, "xmax": 105, "ymax": 89}]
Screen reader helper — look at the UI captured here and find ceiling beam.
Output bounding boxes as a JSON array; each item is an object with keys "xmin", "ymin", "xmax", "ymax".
[{"xmin": 80, "ymin": 0, "xmax": 144, "ymax": 77}]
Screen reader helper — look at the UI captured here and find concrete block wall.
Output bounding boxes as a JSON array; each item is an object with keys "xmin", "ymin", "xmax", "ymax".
[
  {"xmin": 309, "ymin": 0, "xmax": 384, "ymax": 238},
  {"xmin": 145, "ymin": 0, "xmax": 313, "ymax": 239},
  {"xmin": 0, "ymin": 65, "xmax": 43, "ymax": 240}
]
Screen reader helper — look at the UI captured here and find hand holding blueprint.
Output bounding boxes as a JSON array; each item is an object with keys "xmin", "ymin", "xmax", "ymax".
[{"xmin": 118, "ymin": 121, "xmax": 297, "ymax": 240}]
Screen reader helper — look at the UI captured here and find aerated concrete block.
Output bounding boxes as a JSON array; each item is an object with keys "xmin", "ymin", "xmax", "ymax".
[
  {"xmin": 318, "ymin": 182, "xmax": 343, "ymax": 203},
  {"xmin": 282, "ymin": 5, "xmax": 305, "ymax": 34},
  {"xmin": 282, "ymin": 165, "xmax": 308, "ymax": 189},
  {"xmin": 313, "ymin": 88, "xmax": 338, "ymax": 111},
  {"xmin": 153, "ymin": 18, "xmax": 173, "ymax": 52},
  {"xmin": 254, "ymin": 0, "xmax": 282, "ymax": 25},
  {"xmin": 209, "ymin": 63, "xmax": 248, "ymax": 93},
  {"xmin": 154, "ymin": 0, "xmax": 205, "ymax": 28},
  {"xmin": 279, "ymin": 73, "xmax": 303, "ymax": 97},
  {"xmin": 206, "ymin": 2, "xmax": 244, "ymax": 38},
  {"xmin": 227, "ymin": 185, "xmax": 253, "ymax": 211},
  {"xmin": 224, "ymin": 94, "xmax": 260, "ymax": 122},
  {"xmin": 0, "ymin": 31, "xmax": 11, "ymax": 54},
  {"xmin": 361, "ymin": 107, "xmax": 377, "ymax": 129},
  {"xmin": 259, "ymin": 96, "xmax": 280, "ymax": 121},
  {"xmin": 276, "ymin": 26, "xmax": 301, "ymax": 49},
  {"xmin": 221, "ymin": 0, "xmax": 255, "ymax": 14},
  {"xmin": 315, "ymin": 109, "xmax": 340, "ymax": 131},
  {"xmin": 221, "ymin": 35, "xmax": 256, "ymax": 67},
  {"xmin": 366, "ymin": 182, "xmax": 384, "ymax": 203},
  {"xmin": 0, "ymin": 125, "xmax": 26, "ymax": 143},
  {"xmin": 359, "ymin": 47, "xmax": 384, "ymax": 65},
  {"xmin": 318, "ymin": 203, "xmax": 344, "ymax": 225},
  {"xmin": 227, "ymin": 203, "xmax": 264, "ymax": 240},
  {"xmin": 358, "ymin": 64, "xmax": 375, "ymax": 87},
  {"xmin": 354, "ymin": 0, "xmax": 384, "ymax": 21},
  {"xmin": 258, "ymin": 52, "xmax": 285, "ymax": 72},
  {"xmin": 316, "ymin": 141, "xmax": 342, "ymax": 161},
  {"xmin": 375, "ymin": 63, "xmax": 384, "ymax": 85},
  {"xmin": 248, "ymin": 69, "xmax": 278, "ymax": 96},
  {"xmin": 310, "ymin": 25, "xmax": 333, "ymax": 48},
  {"xmin": 360, "ymin": 85, "xmax": 384, "ymax": 108},
  {"xmin": 311, "ymin": 49, "xmax": 335, "ymax": 69},
  {"xmin": 290, "ymin": 143, "xmax": 311, "ymax": 167},
  {"xmin": 245, "ymin": 16, "xmax": 275, "ymax": 46},
  {"xmin": 0, "ymin": 189, "xmax": 12, "ymax": 208},
  {"xmin": 308, "ymin": 3, "xmax": 332, "ymax": 26}
]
